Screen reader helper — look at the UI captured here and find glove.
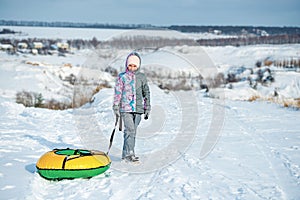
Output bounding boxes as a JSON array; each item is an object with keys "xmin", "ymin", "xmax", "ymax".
[
  {"xmin": 144, "ymin": 109, "xmax": 150, "ymax": 120},
  {"xmin": 113, "ymin": 105, "xmax": 120, "ymax": 117}
]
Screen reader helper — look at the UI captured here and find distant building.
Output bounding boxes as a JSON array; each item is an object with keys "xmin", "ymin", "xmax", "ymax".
[
  {"xmin": 0, "ymin": 43, "xmax": 14, "ymax": 51},
  {"xmin": 57, "ymin": 42, "xmax": 69, "ymax": 50},
  {"xmin": 31, "ymin": 49, "xmax": 38, "ymax": 55},
  {"xmin": 17, "ymin": 42, "xmax": 28, "ymax": 49},
  {"xmin": 32, "ymin": 42, "xmax": 43, "ymax": 49},
  {"xmin": 213, "ymin": 30, "xmax": 222, "ymax": 35}
]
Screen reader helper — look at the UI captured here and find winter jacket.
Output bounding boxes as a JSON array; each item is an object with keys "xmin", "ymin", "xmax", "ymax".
[{"xmin": 113, "ymin": 52, "xmax": 151, "ymax": 114}]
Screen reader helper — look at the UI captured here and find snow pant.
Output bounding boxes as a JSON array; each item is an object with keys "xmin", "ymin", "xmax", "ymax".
[{"xmin": 121, "ymin": 112, "xmax": 141, "ymax": 158}]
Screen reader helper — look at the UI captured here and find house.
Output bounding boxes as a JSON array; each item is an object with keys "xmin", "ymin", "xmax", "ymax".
[
  {"xmin": 31, "ymin": 49, "xmax": 38, "ymax": 55},
  {"xmin": 32, "ymin": 42, "xmax": 43, "ymax": 49},
  {"xmin": 17, "ymin": 42, "xmax": 28, "ymax": 49},
  {"xmin": 17, "ymin": 42, "xmax": 30, "ymax": 53},
  {"xmin": 57, "ymin": 42, "xmax": 69, "ymax": 51},
  {"xmin": 0, "ymin": 43, "xmax": 14, "ymax": 51}
]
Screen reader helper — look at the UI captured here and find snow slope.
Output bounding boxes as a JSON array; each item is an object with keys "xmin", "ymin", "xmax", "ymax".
[
  {"xmin": 0, "ymin": 26, "xmax": 232, "ymax": 41},
  {"xmin": 0, "ymin": 50, "xmax": 114, "ymax": 103},
  {"xmin": 0, "ymin": 86, "xmax": 300, "ymax": 199},
  {"xmin": 202, "ymin": 44, "xmax": 300, "ymax": 70},
  {"xmin": 0, "ymin": 26, "xmax": 128, "ymax": 40},
  {"xmin": 0, "ymin": 26, "xmax": 300, "ymax": 199}
]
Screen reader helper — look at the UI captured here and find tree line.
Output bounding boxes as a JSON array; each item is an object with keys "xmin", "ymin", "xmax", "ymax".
[
  {"xmin": 169, "ymin": 25, "xmax": 300, "ymax": 35},
  {"xmin": 196, "ymin": 34, "xmax": 300, "ymax": 46},
  {"xmin": 1, "ymin": 34, "xmax": 299, "ymax": 54},
  {"xmin": 1, "ymin": 20, "xmax": 299, "ymax": 35}
]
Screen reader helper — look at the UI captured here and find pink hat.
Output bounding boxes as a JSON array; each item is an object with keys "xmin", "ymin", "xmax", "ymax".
[{"xmin": 127, "ymin": 55, "xmax": 140, "ymax": 69}]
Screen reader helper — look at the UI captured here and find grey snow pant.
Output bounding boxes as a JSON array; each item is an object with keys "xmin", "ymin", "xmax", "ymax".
[{"xmin": 121, "ymin": 112, "xmax": 141, "ymax": 158}]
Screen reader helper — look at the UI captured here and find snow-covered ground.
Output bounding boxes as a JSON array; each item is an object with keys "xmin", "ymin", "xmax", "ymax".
[
  {"xmin": 0, "ymin": 26, "xmax": 128, "ymax": 40},
  {"xmin": 0, "ymin": 26, "xmax": 233, "ymax": 40},
  {"xmin": 0, "ymin": 27, "xmax": 300, "ymax": 199},
  {"xmin": 1, "ymin": 85, "xmax": 299, "ymax": 199}
]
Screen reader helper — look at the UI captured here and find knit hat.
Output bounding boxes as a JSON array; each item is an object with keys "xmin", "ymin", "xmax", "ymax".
[{"xmin": 127, "ymin": 55, "xmax": 140, "ymax": 69}]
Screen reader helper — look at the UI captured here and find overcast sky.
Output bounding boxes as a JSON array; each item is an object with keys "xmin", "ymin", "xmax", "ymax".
[{"xmin": 0, "ymin": 0, "xmax": 299, "ymax": 27}]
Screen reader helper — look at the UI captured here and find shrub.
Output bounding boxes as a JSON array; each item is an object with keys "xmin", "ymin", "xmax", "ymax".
[
  {"xmin": 34, "ymin": 93, "xmax": 44, "ymax": 107},
  {"xmin": 16, "ymin": 91, "xmax": 44, "ymax": 107},
  {"xmin": 16, "ymin": 91, "xmax": 35, "ymax": 107},
  {"xmin": 44, "ymin": 99, "xmax": 72, "ymax": 110},
  {"xmin": 248, "ymin": 95, "xmax": 260, "ymax": 102},
  {"xmin": 92, "ymin": 81, "xmax": 111, "ymax": 95},
  {"xmin": 16, "ymin": 90, "xmax": 72, "ymax": 110},
  {"xmin": 296, "ymin": 99, "xmax": 300, "ymax": 108},
  {"xmin": 206, "ymin": 72, "xmax": 226, "ymax": 88}
]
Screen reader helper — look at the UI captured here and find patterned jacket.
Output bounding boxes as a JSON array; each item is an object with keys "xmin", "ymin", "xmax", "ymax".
[{"xmin": 113, "ymin": 53, "xmax": 151, "ymax": 114}]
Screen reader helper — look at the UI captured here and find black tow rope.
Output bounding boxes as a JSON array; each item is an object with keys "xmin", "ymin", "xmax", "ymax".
[{"xmin": 107, "ymin": 115, "xmax": 120, "ymax": 155}]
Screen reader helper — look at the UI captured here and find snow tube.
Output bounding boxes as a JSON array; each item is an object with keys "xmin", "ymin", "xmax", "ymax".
[{"xmin": 36, "ymin": 148, "xmax": 111, "ymax": 180}]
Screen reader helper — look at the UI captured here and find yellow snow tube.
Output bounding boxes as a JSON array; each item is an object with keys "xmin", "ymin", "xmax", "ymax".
[{"xmin": 36, "ymin": 148, "xmax": 111, "ymax": 180}]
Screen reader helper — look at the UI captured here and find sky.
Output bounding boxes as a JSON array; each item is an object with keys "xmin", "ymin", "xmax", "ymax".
[{"xmin": 0, "ymin": 0, "xmax": 299, "ymax": 27}]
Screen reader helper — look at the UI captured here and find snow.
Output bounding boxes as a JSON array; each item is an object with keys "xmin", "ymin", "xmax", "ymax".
[
  {"xmin": 1, "ymin": 86, "xmax": 300, "ymax": 199},
  {"xmin": 203, "ymin": 44, "xmax": 300, "ymax": 71},
  {"xmin": 0, "ymin": 27, "xmax": 300, "ymax": 199},
  {"xmin": 0, "ymin": 26, "xmax": 128, "ymax": 40},
  {"xmin": 0, "ymin": 26, "xmax": 236, "ymax": 41},
  {"xmin": 0, "ymin": 50, "xmax": 114, "ymax": 102}
]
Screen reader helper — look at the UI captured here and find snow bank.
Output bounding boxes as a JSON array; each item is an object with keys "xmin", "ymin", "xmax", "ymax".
[
  {"xmin": 1, "ymin": 87, "xmax": 300, "ymax": 199},
  {"xmin": 0, "ymin": 51, "xmax": 114, "ymax": 104}
]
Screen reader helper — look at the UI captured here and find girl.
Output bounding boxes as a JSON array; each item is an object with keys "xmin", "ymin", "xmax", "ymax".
[{"xmin": 113, "ymin": 52, "xmax": 151, "ymax": 162}]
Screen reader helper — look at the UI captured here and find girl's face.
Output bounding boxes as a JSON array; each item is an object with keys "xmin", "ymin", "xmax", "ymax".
[{"xmin": 128, "ymin": 64, "xmax": 139, "ymax": 72}]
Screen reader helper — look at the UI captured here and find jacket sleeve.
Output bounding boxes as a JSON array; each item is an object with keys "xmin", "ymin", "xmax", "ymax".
[
  {"xmin": 142, "ymin": 75, "xmax": 151, "ymax": 111},
  {"xmin": 113, "ymin": 75, "xmax": 123, "ymax": 107}
]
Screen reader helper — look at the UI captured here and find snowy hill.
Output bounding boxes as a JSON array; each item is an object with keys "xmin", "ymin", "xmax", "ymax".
[
  {"xmin": 0, "ymin": 50, "xmax": 114, "ymax": 105},
  {"xmin": 1, "ymin": 85, "xmax": 300, "ymax": 199},
  {"xmin": 0, "ymin": 27, "xmax": 300, "ymax": 199}
]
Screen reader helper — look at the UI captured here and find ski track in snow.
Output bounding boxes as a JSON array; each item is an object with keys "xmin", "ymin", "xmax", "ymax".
[{"xmin": 216, "ymin": 101, "xmax": 300, "ymax": 199}]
